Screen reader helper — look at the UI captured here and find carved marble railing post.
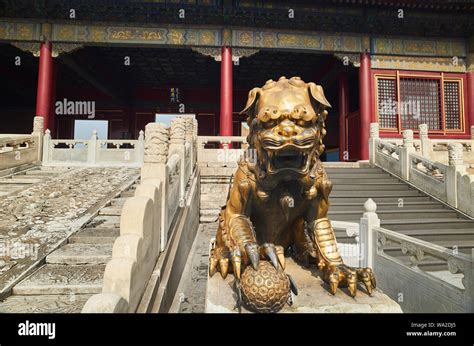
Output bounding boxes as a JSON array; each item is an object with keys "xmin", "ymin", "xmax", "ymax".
[
  {"xmin": 447, "ymin": 143, "xmax": 465, "ymax": 207},
  {"xmin": 87, "ymin": 130, "xmax": 98, "ymax": 164},
  {"xmin": 400, "ymin": 129, "xmax": 414, "ymax": 180},
  {"xmin": 369, "ymin": 123, "xmax": 379, "ymax": 165},
  {"xmin": 181, "ymin": 115, "xmax": 194, "ymax": 178},
  {"xmin": 31, "ymin": 116, "xmax": 44, "ymax": 162},
  {"xmin": 193, "ymin": 118, "xmax": 198, "ymax": 169},
  {"xmin": 169, "ymin": 118, "xmax": 186, "ymax": 202},
  {"xmin": 42, "ymin": 129, "xmax": 51, "ymax": 164},
  {"xmin": 359, "ymin": 199, "xmax": 380, "ymax": 268},
  {"xmin": 141, "ymin": 122, "xmax": 169, "ymax": 251},
  {"xmin": 137, "ymin": 130, "xmax": 144, "ymax": 164},
  {"xmin": 419, "ymin": 124, "xmax": 432, "ymax": 159}
]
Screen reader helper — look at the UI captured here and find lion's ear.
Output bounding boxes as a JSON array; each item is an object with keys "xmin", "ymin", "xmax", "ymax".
[
  {"xmin": 240, "ymin": 87, "xmax": 262, "ymax": 117},
  {"xmin": 308, "ymin": 82, "xmax": 331, "ymax": 108}
]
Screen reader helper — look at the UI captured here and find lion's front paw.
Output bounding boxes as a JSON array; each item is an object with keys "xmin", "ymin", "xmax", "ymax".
[
  {"xmin": 323, "ymin": 264, "xmax": 376, "ymax": 297},
  {"xmin": 209, "ymin": 241, "xmax": 286, "ymax": 280}
]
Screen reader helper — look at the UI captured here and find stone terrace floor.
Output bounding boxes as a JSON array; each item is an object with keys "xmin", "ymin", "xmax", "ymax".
[{"xmin": 0, "ymin": 167, "xmax": 139, "ymax": 297}]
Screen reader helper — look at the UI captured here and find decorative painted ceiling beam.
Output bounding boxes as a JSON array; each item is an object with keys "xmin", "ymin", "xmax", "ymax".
[{"xmin": 0, "ymin": 19, "xmax": 467, "ymax": 59}]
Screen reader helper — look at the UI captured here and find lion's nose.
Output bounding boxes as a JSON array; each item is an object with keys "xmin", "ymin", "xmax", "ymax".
[{"xmin": 277, "ymin": 120, "xmax": 298, "ymax": 137}]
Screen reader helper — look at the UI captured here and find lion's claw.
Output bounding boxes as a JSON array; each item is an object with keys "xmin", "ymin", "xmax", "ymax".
[
  {"xmin": 324, "ymin": 264, "xmax": 375, "ymax": 297},
  {"xmin": 356, "ymin": 267, "xmax": 376, "ymax": 296},
  {"xmin": 231, "ymin": 248, "xmax": 242, "ymax": 279},
  {"xmin": 262, "ymin": 243, "xmax": 279, "ymax": 269},
  {"xmin": 210, "ymin": 241, "xmax": 286, "ymax": 279},
  {"xmin": 245, "ymin": 243, "xmax": 260, "ymax": 270},
  {"xmin": 219, "ymin": 258, "xmax": 229, "ymax": 279}
]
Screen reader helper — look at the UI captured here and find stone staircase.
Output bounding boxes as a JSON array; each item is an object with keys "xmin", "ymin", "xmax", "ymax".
[
  {"xmin": 0, "ymin": 165, "xmax": 72, "ymax": 197},
  {"xmin": 199, "ymin": 164, "xmax": 234, "ymax": 223},
  {"xmin": 0, "ymin": 185, "xmax": 136, "ymax": 313},
  {"xmin": 199, "ymin": 163, "xmax": 474, "ymax": 274}
]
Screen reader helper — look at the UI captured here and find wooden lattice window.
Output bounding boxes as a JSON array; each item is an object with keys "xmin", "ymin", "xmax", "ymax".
[
  {"xmin": 399, "ymin": 77, "xmax": 442, "ymax": 130},
  {"xmin": 444, "ymin": 80, "xmax": 462, "ymax": 130},
  {"xmin": 376, "ymin": 78, "xmax": 397, "ymax": 129},
  {"xmin": 375, "ymin": 74, "xmax": 463, "ymax": 133}
]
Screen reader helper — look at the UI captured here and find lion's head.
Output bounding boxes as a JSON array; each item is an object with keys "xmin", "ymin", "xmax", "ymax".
[{"xmin": 240, "ymin": 76, "xmax": 330, "ymax": 192}]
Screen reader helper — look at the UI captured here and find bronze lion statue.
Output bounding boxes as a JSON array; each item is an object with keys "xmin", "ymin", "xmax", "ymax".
[{"xmin": 209, "ymin": 76, "xmax": 375, "ymax": 310}]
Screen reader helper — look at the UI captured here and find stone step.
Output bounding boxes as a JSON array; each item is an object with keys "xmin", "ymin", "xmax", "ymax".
[
  {"xmin": 331, "ymin": 190, "xmax": 421, "ymax": 197},
  {"xmin": 200, "ymin": 166, "xmax": 236, "ymax": 176},
  {"xmin": 0, "ymin": 184, "xmax": 28, "ymax": 191},
  {"xmin": 38, "ymin": 166, "xmax": 73, "ymax": 172},
  {"xmin": 46, "ymin": 243, "xmax": 113, "ymax": 265},
  {"xmin": 330, "ymin": 196, "xmax": 432, "ymax": 203},
  {"xmin": 330, "ymin": 178, "xmax": 401, "ymax": 184},
  {"xmin": 110, "ymin": 197, "xmax": 128, "ymax": 206},
  {"xmin": 12, "ymin": 264, "xmax": 105, "ymax": 295},
  {"xmin": 99, "ymin": 206, "xmax": 123, "ymax": 216},
  {"xmin": 200, "ymin": 209, "xmax": 220, "ymax": 223},
  {"xmin": 330, "ymin": 201, "xmax": 446, "ymax": 211},
  {"xmin": 120, "ymin": 190, "xmax": 135, "ymax": 197},
  {"xmin": 326, "ymin": 173, "xmax": 391, "ymax": 179},
  {"xmin": 0, "ymin": 178, "xmax": 37, "ymax": 184},
  {"xmin": 329, "ymin": 209, "xmax": 457, "ymax": 221},
  {"xmin": 11, "ymin": 174, "xmax": 48, "ymax": 180},
  {"xmin": 24, "ymin": 170, "xmax": 59, "ymax": 176},
  {"xmin": 0, "ymin": 294, "xmax": 93, "ymax": 313},
  {"xmin": 401, "ymin": 228, "xmax": 474, "ymax": 242},
  {"xmin": 381, "ymin": 218, "xmax": 473, "ymax": 231},
  {"xmin": 69, "ymin": 227, "xmax": 120, "ymax": 244},
  {"xmin": 87, "ymin": 215, "xmax": 121, "ymax": 228},
  {"xmin": 200, "ymin": 175, "xmax": 235, "ymax": 181},
  {"xmin": 201, "ymin": 201, "xmax": 225, "ymax": 210},
  {"xmin": 325, "ymin": 167, "xmax": 383, "ymax": 173},
  {"xmin": 201, "ymin": 184, "xmax": 231, "ymax": 194},
  {"xmin": 332, "ymin": 183, "xmax": 412, "ymax": 191}
]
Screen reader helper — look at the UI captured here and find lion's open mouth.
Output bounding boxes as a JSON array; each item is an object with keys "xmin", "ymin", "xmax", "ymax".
[{"xmin": 271, "ymin": 150, "xmax": 307, "ymax": 170}]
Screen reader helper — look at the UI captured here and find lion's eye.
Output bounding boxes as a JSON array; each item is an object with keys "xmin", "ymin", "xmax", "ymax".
[
  {"xmin": 262, "ymin": 120, "xmax": 276, "ymax": 129},
  {"xmin": 296, "ymin": 120, "xmax": 308, "ymax": 127}
]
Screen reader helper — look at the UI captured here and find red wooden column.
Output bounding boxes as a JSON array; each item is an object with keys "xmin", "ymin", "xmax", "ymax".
[
  {"xmin": 36, "ymin": 42, "xmax": 54, "ymax": 132},
  {"xmin": 220, "ymin": 46, "xmax": 233, "ymax": 138},
  {"xmin": 49, "ymin": 63, "xmax": 58, "ymax": 137},
  {"xmin": 338, "ymin": 72, "xmax": 349, "ymax": 161},
  {"xmin": 467, "ymin": 72, "xmax": 474, "ymax": 130},
  {"xmin": 358, "ymin": 52, "xmax": 371, "ymax": 160}
]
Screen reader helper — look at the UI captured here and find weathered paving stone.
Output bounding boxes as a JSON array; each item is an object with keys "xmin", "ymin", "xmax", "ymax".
[
  {"xmin": 0, "ymin": 294, "xmax": 93, "ymax": 313},
  {"xmin": 0, "ymin": 179, "xmax": 37, "ymax": 184},
  {"xmin": 0, "ymin": 184, "xmax": 27, "ymax": 191},
  {"xmin": 110, "ymin": 197, "xmax": 127, "ymax": 206},
  {"xmin": 13, "ymin": 264, "xmax": 105, "ymax": 295},
  {"xmin": 200, "ymin": 210, "xmax": 220, "ymax": 223},
  {"xmin": 99, "ymin": 206, "xmax": 123, "ymax": 216},
  {"xmin": 46, "ymin": 244, "xmax": 113, "ymax": 265},
  {"xmin": 68, "ymin": 228, "xmax": 120, "ymax": 244},
  {"xmin": 89, "ymin": 215, "xmax": 121, "ymax": 228},
  {"xmin": 173, "ymin": 223, "xmax": 217, "ymax": 313},
  {"xmin": 120, "ymin": 190, "xmax": 135, "ymax": 197}
]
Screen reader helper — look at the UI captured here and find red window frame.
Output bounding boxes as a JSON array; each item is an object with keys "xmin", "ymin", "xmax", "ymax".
[{"xmin": 373, "ymin": 70, "xmax": 466, "ymax": 135}]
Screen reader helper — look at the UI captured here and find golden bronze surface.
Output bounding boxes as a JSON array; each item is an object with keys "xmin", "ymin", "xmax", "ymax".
[
  {"xmin": 240, "ymin": 261, "xmax": 289, "ymax": 313},
  {"xmin": 209, "ymin": 76, "xmax": 376, "ymax": 312}
]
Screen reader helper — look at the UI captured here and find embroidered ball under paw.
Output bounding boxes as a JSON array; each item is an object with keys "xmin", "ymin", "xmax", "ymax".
[{"xmin": 240, "ymin": 261, "xmax": 290, "ymax": 313}]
